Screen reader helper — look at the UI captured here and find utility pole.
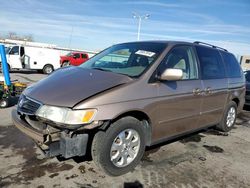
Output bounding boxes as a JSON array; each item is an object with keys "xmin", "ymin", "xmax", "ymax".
[{"xmin": 132, "ymin": 12, "xmax": 150, "ymax": 41}]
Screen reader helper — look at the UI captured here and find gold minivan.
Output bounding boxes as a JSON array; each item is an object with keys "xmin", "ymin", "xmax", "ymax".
[{"xmin": 12, "ymin": 41, "xmax": 245, "ymax": 176}]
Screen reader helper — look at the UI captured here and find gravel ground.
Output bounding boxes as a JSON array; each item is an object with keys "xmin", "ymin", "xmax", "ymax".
[{"xmin": 0, "ymin": 70, "xmax": 250, "ymax": 188}]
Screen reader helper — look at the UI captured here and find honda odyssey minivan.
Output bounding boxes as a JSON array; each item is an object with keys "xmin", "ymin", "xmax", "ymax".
[{"xmin": 12, "ymin": 41, "xmax": 245, "ymax": 176}]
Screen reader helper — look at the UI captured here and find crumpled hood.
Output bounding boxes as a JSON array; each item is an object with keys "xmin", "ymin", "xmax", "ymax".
[{"xmin": 24, "ymin": 66, "xmax": 132, "ymax": 107}]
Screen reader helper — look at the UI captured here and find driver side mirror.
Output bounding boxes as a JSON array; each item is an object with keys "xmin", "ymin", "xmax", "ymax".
[{"xmin": 159, "ymin": 68, "xmax": 183, "ymax": 81}]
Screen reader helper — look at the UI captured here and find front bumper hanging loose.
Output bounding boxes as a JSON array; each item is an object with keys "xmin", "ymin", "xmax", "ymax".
[{"xmin": 12, "ymin": 109, "xmax": 89, "ymax": 159}]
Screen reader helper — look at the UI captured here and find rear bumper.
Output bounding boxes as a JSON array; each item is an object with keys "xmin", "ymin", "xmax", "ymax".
[{"xmin": 12, "ymin": 109, "xmax": 89, "ymax": 158}]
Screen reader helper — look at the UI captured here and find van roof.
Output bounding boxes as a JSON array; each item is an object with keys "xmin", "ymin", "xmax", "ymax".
[{"xmin": 120, "ymin": 40, "xmax": 229, "ymax": 53}]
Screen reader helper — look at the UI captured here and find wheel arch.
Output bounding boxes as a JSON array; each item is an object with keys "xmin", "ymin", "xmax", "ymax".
[
  {"xmin": 232, "ymin": 97, "xmax": 240, "ymax": 106},
  {"xmin": 103, "ymin": 110, "xmax": 152, "ymax": 146},
  {"xmin": 63, "ymin": 60, "xmax": 70, "ymax": 64},
  {"xmin": 43, "ymin": 63, "xmax": 54, "ymax": 69}
]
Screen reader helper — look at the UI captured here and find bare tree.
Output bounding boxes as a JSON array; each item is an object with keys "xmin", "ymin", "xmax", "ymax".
[{"xmin": 3, "ymin": 32, "xmax": 34, "ymax": 42}]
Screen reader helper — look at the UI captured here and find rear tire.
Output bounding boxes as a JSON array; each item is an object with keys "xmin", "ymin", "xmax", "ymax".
[
  {"xmin": 91, "ymin": 117, "xmax": 146, "ymax": 176},
  {"xmin": 216, "ymin": 101, "xmax": 237, "ymax": 132},
  {"xmin": 0, "ymin": 98, "xmax": 9, "ymax": 108},
  {"xmin": 43, "ymin": 64, "xmax": 53, "ymax": 74},
  {"xmin": 62, "ymin": 61, "xmax": 70, "ymax": 67}
]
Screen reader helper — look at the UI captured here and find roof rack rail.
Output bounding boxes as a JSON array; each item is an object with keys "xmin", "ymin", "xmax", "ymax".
[{"xmin": 193, "ymin": 41, "xmax": 228, "ymax": 52}]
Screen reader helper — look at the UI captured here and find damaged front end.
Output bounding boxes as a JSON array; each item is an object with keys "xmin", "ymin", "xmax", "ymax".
[{"xmin": 12, "ymin": 95, "xmax": 99, "ymax": 159}]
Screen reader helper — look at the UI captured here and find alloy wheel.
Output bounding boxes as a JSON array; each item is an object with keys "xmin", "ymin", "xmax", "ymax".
[
  {"xmin": 226, "ymin": 107, "xmax": 236, "ymax": 127},
  {"xmin": 110, "ymin": 129, "xmax": 140, "ymax": 167}
]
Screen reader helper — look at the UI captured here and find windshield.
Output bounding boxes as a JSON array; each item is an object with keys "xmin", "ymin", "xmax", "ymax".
[
  {"xmin": 66, "ymin": 52, "xmax": 73, "ymax": 57},
  {"xmin": 80, "ymin": 42, "xmax": 166, "ymax": 77}
]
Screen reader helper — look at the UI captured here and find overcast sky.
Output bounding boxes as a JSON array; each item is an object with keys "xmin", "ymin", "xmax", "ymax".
[{"xmin": 0, "ymin": 0, "xmax": 250, "ymax": 55}]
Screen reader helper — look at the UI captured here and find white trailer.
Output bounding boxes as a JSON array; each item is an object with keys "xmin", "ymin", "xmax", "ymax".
[{"xmin": 1, "ymin": 45, "xmax": 60, "ymax": 74}]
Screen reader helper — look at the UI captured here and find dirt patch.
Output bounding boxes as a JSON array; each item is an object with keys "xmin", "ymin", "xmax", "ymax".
[
  {"xmin": 203, "ymin": 145, "xmax": 224, "ymax": 153},
  {"xmin": 74, "ymin": 182, "xmax": 94, "ymax": 188},
  {"xmin": 124, "ymin": 181, "xmax": 143, "ymax": 188},
  {"xmin": 79, "ymin": 165, "xmax": 86, "ymax": 174},
  {"xmin": 65, "ymin": 174, "xmax": 78, "ymax": 180},
  {"xmin": 204, "ymin": 130, "xmax": 229, "ymax": 136},
  {"xmin": 1, "ymin": 159, "xmax": 74, "ymax": 185},
  {"xmin": 37, "ymin": 185, "xmax": 45, "ymax": 188},
  {"xmin": 88, "ymin": 167, "xmax": 96, "ymax": 173},
  {"xmin": 92, "ymin": 180, "xmax": 98, "ymax": 184},
  {"xmin": 49, "ymin": 173, "xmax": 59, "ymax": 178},
  {"xmin": 22, "ymin": 161, "xmax": 74, "ymax": 181},
  {"xmin": 0, "ymin": 179, "xmax": 12, "ymax": 187},
  {"xmin": 180, "ymin": 134, "xmax": 205, "ymax": 143},
  {"xmin": 142, "ymin": 147, "xmax": 160, "ymax": 163},
  {"xmin": 0, "ymin": 125, "xmax": 36, "ymax": 161},
  {"xmin": 0, "ymin": 125, "xmax": 74, "ymax": 185},
  {"xmin": 142, "ymin": 155, "xmax": 153, "ymax": 163},
  {"xmin": 198, "ymin": 157, "xmax": 206, "ymax": 161}
]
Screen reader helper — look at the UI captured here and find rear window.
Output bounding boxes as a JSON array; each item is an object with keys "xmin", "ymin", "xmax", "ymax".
[
  {"xmin": 196, "ymin": 46, "xmax": 225, "ymax": 79},
  {"xmin": 221, "ymin": 52, "xmax": 242, "ymax": 78}
]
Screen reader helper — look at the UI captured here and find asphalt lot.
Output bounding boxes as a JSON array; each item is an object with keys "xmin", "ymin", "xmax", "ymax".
[{"xmin": 0, "ymin": 70, "xmax": 250, "ymax": 188}]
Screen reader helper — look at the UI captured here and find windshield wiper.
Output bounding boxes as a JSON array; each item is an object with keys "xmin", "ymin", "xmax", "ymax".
[
  {"xmin": 92, "ymin": 67, "xmax": 112, "ymax": 72},
  {"xmin": 92, "ymin": 67, "xmax": 134, "ymax": 78}
]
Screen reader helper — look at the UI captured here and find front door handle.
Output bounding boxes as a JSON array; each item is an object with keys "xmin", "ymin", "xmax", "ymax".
[
  {"xmin": 205, "ymin": 87, "xmax": 212, "ymax": 95},
  {"xmin": 193, "ymin": 88, "xmax": 201, "ymax": 95}
]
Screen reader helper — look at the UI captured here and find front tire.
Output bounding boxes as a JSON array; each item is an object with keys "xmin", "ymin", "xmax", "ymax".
[
  {"xmin": 91, "ymin": 117, "xmax": 146, "ymax": 176},
  {"xmin": 0, "ymin": 98, "xmax": 9, "ymax": 108},
  {"xmin": 216, "ymin": 101, "xmax": 237, "ymax": 132},
  {"xmin": 62, "ymin": 61, "xmax": 70, "ymax": 67}
]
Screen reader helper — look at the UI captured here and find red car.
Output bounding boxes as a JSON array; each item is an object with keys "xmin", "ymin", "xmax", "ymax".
[{"xmin": 60, "ymin": 52, "xmax": 89, "ymax": 67}]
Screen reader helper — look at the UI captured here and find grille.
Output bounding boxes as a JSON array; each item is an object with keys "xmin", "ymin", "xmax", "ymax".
[{"xmin": 17, "ymin": 95, "xmax": 42, "ymax": 115}]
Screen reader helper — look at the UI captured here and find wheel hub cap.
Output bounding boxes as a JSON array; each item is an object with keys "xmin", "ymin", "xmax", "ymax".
[
  {"xmin": 110, "ymin": 129, "xmax": 140, "ymax": 167},
  {"xmin": 46, "ymin": 67, "xmax": 52, "ymax": 73},
  {"xmin": 0, "ymin": 101, "xmax": 7, "ymax": 107},
  {"xmin": 226, "ymin": 107, "xmax": 236, "ymax": 127}
]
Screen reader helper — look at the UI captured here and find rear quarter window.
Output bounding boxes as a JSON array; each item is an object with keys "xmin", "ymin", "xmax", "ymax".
[
  {"xmin": 221, "ymin": 52, "xmax": 242, "ymax": 78},
  {"xmin": 81, "ymin": 54, "xmax": 88, "ymax": 58},
  {"xmin": 196, "ymin": 46, "xmax": 225, "ymax": 80}
]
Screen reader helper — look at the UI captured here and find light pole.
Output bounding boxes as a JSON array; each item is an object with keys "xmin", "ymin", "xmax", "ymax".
[
  {"xmin": 68, "ymin": 26, "xmax": 74, "ymax": 48},
  {"xmin": 133, "ymin": 12, "xmax": 150, "ymax": 41}
]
